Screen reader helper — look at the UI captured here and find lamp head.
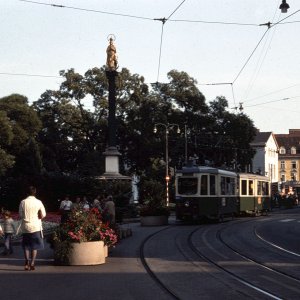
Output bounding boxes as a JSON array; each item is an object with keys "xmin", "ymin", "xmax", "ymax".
[{"xmin": 279, "ymin": 0, "xmax": 289, "ymax": 13}]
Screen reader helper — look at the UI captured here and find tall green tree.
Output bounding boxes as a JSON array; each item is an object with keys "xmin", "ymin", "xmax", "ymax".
[
  {"xmin": 0, "ymin": 110, "xmax": 15, "ymax": 175},
  {"xmin": 0, "ymin": 94, "xmax": 42, "ymax": 176}
]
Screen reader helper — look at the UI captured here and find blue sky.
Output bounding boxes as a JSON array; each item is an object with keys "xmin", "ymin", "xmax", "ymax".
[{"xmin": 1, "ymin": 0, "xmax": 300, "ymax": 134}]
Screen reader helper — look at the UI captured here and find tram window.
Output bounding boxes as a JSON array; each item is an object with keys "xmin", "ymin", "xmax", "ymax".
[
  {"xmin": 201, "ymin": 175, "xmax": 208, "ymax": 195},
  {"xmin": 221, "ymin": 176, "xmax": 235, "ymax": 195},
  {"xmin": 262, "ymin": 182, "xmax": 269, "ymax": 195},
  {"xmin": 249, "ymin": 180, "xmax": 254, "ymax": 195},
  {"xmin": 257, "ymin": 181, "xmax": 262, "ymax": 195},
  {"xmin": 210, "ymin": 175, "xmax": 216, "ymax": 195},
  {"xmin": 227, "ymin": 177, "xmax": 235, "ymax": 195},
  {"xmin": 241, "ymin": 180, "xmax": 247, "ymax": 195},
  {"xmin": 221, "ymin": 177, "xmax": 226, "ymax": 195},
  {"xmin": 178, "ymin": 178, "xmax": 198, "ymax": 195}
]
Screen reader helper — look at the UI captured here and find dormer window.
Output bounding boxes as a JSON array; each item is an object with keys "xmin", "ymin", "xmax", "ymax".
[
  {"xmin": 291, "ymin": 146, "xmax": 296, "ymax": 154},
  {"xmin": 279, "ymin": 147, "xmax": 286, "ymax": 154}
]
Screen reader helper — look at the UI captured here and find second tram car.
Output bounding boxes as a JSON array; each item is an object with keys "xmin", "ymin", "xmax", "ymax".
[
  {"xmin": 175, "ymin": 165, "xmax": 271, "ymax": 221},
  {"xmin": 238, "ymin": 173, "xmax": 271, "ymax": 215}
]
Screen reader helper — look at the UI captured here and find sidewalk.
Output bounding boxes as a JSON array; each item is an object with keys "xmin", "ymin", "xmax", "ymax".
[{"xmin": 0, "ymin": 220, "xmax": 174, "ymax": 300}]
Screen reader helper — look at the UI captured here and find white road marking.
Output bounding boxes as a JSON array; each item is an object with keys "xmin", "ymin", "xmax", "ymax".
[{"xmin": 279, "ymin": 219, "xmax": 295, "ymax": 222}]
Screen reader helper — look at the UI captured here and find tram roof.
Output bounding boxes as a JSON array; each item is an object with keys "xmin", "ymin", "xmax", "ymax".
[
  {"xmin": 238, "ymin": 173, "xmax": 270, "ymax": 181},
  {"xmin": 176, "ymin": 165, "xmax": 236, "ymax": 176}
]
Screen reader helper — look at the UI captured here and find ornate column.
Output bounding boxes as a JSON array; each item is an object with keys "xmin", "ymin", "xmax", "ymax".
[{"xmin": 101, "ymin": 35, "xmax": 128, "ymax": 179}]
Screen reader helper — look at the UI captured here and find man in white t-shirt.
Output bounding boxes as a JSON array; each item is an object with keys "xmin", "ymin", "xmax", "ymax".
[{"xmin": 19, "ymin": 186, "xmax": 46, "ymax": 270}]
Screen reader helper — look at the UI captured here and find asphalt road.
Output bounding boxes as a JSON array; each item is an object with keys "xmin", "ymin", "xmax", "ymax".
[{"xmin": 0, "ymin": 208, "xmax": 299, "ymax": 300}]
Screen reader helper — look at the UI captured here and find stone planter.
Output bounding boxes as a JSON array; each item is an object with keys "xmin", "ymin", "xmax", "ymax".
[
  {"xmin": 104, "ymin": 245, "xmax": 108, "ymax": 258},
  {"xmin": 55, "ymin": 241, "xmax": 106, "ymax": 266},
  {"xmin": 140, "ymin": 215, "xmax": 169, "ymax": 226}
]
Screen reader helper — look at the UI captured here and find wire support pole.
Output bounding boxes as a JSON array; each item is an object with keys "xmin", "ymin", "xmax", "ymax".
[{"xmin": 154, "ymin": 123, "xmax": 180, "ymax": 207}]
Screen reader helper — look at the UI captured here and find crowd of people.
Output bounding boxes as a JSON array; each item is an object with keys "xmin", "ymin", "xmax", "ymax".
[
  {"xmin": 0, "ymin": 187, "xmax": 116, "ymax": 271},
  {"xmin": 59, "ymin": 194, "xmax": 116, "ymax": 226}
]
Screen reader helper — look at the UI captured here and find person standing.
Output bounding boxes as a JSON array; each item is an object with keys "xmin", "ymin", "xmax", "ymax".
[
  {"xmin": 59, "ymin": 195, "xmax": 73, "ymax": 223},
  {"xmin": 104, "ymin": 195, "xmax": 116, "ymax": 227},
  {"xmin": 1, "ymin": 210, "xmax": 16, "ymax": 255},
  {"xmin": 19, "ymin": 186, "xmax": 46, "ymax": 271},
  {"xmin": 82, "ymin": 196, "xmax": 90, "ymax": 211}
]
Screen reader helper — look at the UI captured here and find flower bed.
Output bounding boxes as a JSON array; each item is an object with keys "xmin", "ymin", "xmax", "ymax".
[{"xmin": 0, "ymin": 212, "xmax": 60, "ymax": 242}]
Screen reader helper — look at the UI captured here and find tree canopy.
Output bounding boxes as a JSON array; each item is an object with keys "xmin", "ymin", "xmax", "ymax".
[{"xmin": 0, "ymin": 68, "xmax": 257, "ymax": 209}]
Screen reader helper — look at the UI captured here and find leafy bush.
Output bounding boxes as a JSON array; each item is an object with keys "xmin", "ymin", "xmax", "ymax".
[{"xmin": 139, "ymin": 180, "xmax": 170, "ymax": 217}]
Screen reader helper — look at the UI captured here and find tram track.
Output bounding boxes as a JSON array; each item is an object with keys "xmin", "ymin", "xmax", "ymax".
[
  {"xmin": 139, "ymin": 214, "xmax": 300, "ymax": 299},
  {"xmin": 140, "ymin": 225, "xmax": 253, "ymax": 299},
  {"xmin": 139, "ymin": 222, "xmax": 280, "ymax": 299},
  {"xmin": 217, "ymin": 227, "xmax": 300, "ymax": 285},
  {"xmin": 187, "ymin": 226, "xmax": 283, "ymax": 300},
  {"xmin": 255, "ymin": 228, "xmax": 300, "ymax": 258},
  {"xmin": 139, "ymin": 226, "xmax": 181, "ymax": 300},
  {"xmin": 199, "ymin": 217, "xmax": 300, "ymax": 299}
]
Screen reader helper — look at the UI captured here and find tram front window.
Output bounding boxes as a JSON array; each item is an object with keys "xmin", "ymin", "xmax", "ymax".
[{"xmin": 178, "ymin": 178, "xmax": 198, "ymax": 195}]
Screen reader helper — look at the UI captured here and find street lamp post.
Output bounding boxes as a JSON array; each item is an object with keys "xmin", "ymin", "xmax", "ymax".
[{"xmin": 154, "ymin": 123, "xmax": 180, "ymax": 206}]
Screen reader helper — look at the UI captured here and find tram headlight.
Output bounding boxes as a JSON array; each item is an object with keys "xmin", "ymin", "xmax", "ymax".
[{"xmin": 184, "ymin": 200, "xmax": 190, "ymax": 207}]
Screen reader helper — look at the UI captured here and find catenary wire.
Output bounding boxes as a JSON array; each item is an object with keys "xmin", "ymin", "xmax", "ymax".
[
  {"xmin": 0, "ymin": 72, "xmax": 62, "ymax": 79},
  {"xmin": 18, "ymin": 0, "xmax": 154, "ymax": 21},
  {"xmin": 232, "ymin": 28, "xmax": 270, "ymax": 85},
  {"xmin": 155, "ymin": 0, "xmax": 187, "ymax": 82},
  {"xmin": 156, "ymin": 23, "xmax": 165, "ymax": 83},
  {"xmin": 244, "ymin": 96, "xmax": 300, "ymax": 108},
  {"xmin": 243, "ymin": 83, "xmax": 300, "ymax": 103},
  {"xmin": 270, "ymin": 9, "xmax": 300, "ymax": 28},
  {"xmin": 166, "ymin": 0, "xmax": 186, "ymax": 20},
  {"xmin": 19, "ymin": 0, "xmax": 297, "ymax": 27},
  {"xmin": 242, "ymin": 2, "xmax": 281, "ymax": 101},
  {"xmin": 12, "ymin": 0, "xmax": 300, "ymax": 104}
]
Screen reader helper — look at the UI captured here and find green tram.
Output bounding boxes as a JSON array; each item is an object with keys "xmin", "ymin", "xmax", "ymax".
[
  {"xmin": 175, "ymin": 166, "xmax": 237, "ymax": 221},
  {"xmin": 238, "ymin": 173, "xmax": 271, "ymax": 215},
  {"xmin": 175, "ymin": 165, "xmax": 271, "ymax": 221}
]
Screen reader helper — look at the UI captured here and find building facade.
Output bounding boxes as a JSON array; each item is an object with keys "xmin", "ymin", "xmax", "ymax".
[
  {"xmin": 274, "ymin": 129, "xmax": 300, "ymax": 183},
  {"xmin": 250, "ymin": 131, "xmax": 279, "ymax": 183}
]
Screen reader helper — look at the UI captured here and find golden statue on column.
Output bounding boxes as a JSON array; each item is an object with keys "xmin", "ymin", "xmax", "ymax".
[{"xmin": 106, "ymin": 35, "xmax": 118, "ymax": 71}]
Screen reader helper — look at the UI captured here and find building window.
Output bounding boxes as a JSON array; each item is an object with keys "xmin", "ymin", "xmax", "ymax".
[
  {"xmin": 291, "ymin": 161, "xmax": 297, "ymax": 169},
  {"xmin": 291, "ymin": 147, "xmax": 296, "ymax": 154},
  {"xmin": 281, "ymin": 174, "xmax": 285, "ymax": 182},
  {"xmin": 280, "ymin": 160, "xmax": 285, "ymax": 170},
  {"xmin": 279, "ymin": 147, "xmax": 286, "ymax": 154},
  {"xmin": 291, "ymin": 172, "xmax": 297, "ymax": 181}
]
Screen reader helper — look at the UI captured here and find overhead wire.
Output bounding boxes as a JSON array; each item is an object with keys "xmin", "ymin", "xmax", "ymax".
[
  {"xmin": 244, "ymin": 96, "xmax": 300, "ymax": 108},
  {"xmin": 243, "ymin": 83, "xmax": 300, "ymax": 103},
  {"xmin": 232, "ymin": 28, "xmax": 270, "ymax": 85},
  {"xmin": 10, "ymin": 0, "xmax": 300, "ymax": 108},
  {"xmin": 0, "ymin": 72, "xmax": 62, "ymax": 79},
  {"xmin": 155, "ymin": 0, "xmax": 187, "ymax": 82},
  {"xmin": 242, "ymin": 1, "xmax": 281, "ymax": 101},
  {"xmin": 17, "ymin": 0, "xmax": 154, "ymax": 21},
  {"xmin": 270, "ymin": 9, "xmax": 300, "ymax": 27},
  {"xmin": 168, "ymin": 19, "xmax": 258, "ymax": 26},
  {"xmin": 156, "ymin": 23, "xmax": 165, "ymax": 83}
]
